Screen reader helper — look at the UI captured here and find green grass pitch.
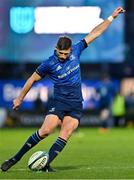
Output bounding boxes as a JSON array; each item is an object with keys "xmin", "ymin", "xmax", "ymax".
[{"xmin": 1, "ymin": 128, "xmax": 134, "ymax": 179}]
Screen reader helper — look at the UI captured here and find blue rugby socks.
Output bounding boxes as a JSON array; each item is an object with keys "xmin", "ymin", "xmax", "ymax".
[
  {"xmin": 47, "ymin": 137, "xmax": 67, "ymax": 165},
  {"xmin": 12, "ymin": 131, "xmax": 43, "ymax": 162},
  {"xmin": 11, "ymin": 133, "xmax": 67, "ymax": 167}
]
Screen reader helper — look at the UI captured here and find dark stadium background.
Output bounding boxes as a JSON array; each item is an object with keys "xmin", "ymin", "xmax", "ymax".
[{"xmin": 0, "ymin": 0, "xmax": 133, "ymax": 128}]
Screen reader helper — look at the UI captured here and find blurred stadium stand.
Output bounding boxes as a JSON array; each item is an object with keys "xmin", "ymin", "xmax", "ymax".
[{"xmin": 1, "ymin": 0, "xmax": 134, "ymax": 127}]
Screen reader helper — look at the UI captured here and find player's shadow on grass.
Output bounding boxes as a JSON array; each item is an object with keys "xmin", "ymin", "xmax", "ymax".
[{"xmin": 55, "ymin": 165, "xmax": 86, "ymax": 171}]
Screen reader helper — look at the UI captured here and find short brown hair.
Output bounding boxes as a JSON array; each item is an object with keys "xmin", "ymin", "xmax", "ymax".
[{"xmin": 56, "ymin": 36, "xmax": 72, "ymax": 50}]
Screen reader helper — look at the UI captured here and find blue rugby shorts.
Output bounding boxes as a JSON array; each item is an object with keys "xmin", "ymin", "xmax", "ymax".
[{"xmin": 46, "ymin": 99, "xmax": 83, "ymax": 121}]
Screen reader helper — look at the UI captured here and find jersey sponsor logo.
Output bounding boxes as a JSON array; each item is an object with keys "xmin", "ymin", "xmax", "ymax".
[
  {"xmin": 56, "ymin": 65, "xmax": 62, "ymax": 71},
  {"xmin": 58, "ymin": 64, "xmax": 79, "ymax": 79}
]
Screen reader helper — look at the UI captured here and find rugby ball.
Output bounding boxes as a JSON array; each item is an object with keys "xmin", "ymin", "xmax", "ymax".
[{"xmin": 28, "ymin": 151, "xmax": 49, "ymax": 171}]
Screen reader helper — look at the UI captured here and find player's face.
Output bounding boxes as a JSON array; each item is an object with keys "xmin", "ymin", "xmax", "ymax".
[{"xmin": 56, "ymin": 48, "xmax": 71, "ymax": 61}]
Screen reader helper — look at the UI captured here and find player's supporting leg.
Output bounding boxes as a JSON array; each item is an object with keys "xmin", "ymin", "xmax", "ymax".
[
  {"xmin": 42, "ymin": 116, "xmax": 79, "ymax": 172},
  {"xmin": 1, "ymin": 115, "xmax": 60, "ymax": 171}
]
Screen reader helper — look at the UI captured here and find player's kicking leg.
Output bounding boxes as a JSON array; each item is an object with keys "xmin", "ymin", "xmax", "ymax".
[
  {"xmin": 1, "ymin": 115, "xmax": 60, "ymax": 171},
  {"xmin": 42, "ymin": 116, "xmax": 79, "ymax": 172}
]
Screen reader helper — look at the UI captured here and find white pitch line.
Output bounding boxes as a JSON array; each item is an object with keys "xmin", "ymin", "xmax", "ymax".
[
  {"xmin": 81, "ymin": 166, "xmax": 134, "ymax": 170},
  {"xmin": 13, "ymin": 166, "xmax": 134, "ymax": 172},
  {"xmin": 11, "ymin": 168, "xmax": 27, "ymax": 171}
]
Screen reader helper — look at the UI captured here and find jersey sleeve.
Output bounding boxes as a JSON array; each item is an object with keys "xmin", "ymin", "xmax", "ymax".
[
  {"xmin": 73, "ymin": 39, "xmax": 88, "ymax": 57},
  {"xmin": 36, "ymin": 59, "xmax": 50, "ymax": 78}
]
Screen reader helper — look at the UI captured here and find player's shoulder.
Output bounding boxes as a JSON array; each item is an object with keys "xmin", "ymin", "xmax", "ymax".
[
  {"xmin": 41, "ymin": 54, "xmax": 56, "ymax": 66},
  {"xmin": 72, "ymin": 39, "xmax": 87, "ymax": 50},
  {"xmin": 48, "ymin": 54, "xmax": 58, "ymax": 65},
  {"xmin": 40, "ymin": 58, "xmax": 49, "ymax": 66},
  {"xmin": 72, "ymin": 40, "xmax": 81, "ymax": 49}
]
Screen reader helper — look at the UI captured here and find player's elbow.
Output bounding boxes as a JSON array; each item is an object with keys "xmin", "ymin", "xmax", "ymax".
[{"xmin": 29, "ymin": 73, "xmax": 41, "ymax": 84}]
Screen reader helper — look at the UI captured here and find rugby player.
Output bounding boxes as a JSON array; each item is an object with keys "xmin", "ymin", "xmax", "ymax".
[{"xmin": 1, "ymin": 7, "xmax": 125, "ymax": 172}]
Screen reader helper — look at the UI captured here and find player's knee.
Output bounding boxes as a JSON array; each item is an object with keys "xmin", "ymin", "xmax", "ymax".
[{"xmin": 38, "ymin": 128, "xmax": 52, "ymax": 138}]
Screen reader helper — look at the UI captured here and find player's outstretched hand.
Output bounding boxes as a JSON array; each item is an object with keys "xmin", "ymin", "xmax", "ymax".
[
  {"xmin": 13, "ymin": 98, "xmax": 22, "ymax": 110},
  {"xmin": 112, "ymin": 7, "xmax": 125, "ymax": 19}
]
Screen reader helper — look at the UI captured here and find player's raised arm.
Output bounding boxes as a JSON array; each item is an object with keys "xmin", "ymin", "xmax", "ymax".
[
  {"xmin": 84, "ymin": 7, "xmax": 125, "ymax": 45},
  {"xmin": 13, "ymin": 72, "xmax": 42, "ymax": 110}
]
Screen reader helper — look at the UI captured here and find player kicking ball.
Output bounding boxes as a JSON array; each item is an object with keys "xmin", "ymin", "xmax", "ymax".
[{"xmin": 1, "ymin": 7, "xmax": 125, "ymax": 172}]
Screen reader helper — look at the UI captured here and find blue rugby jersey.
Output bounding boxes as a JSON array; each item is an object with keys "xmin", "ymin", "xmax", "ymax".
[{"xmin": 36, "ymin": 39, "xmax": 88, "ymax": 102}]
